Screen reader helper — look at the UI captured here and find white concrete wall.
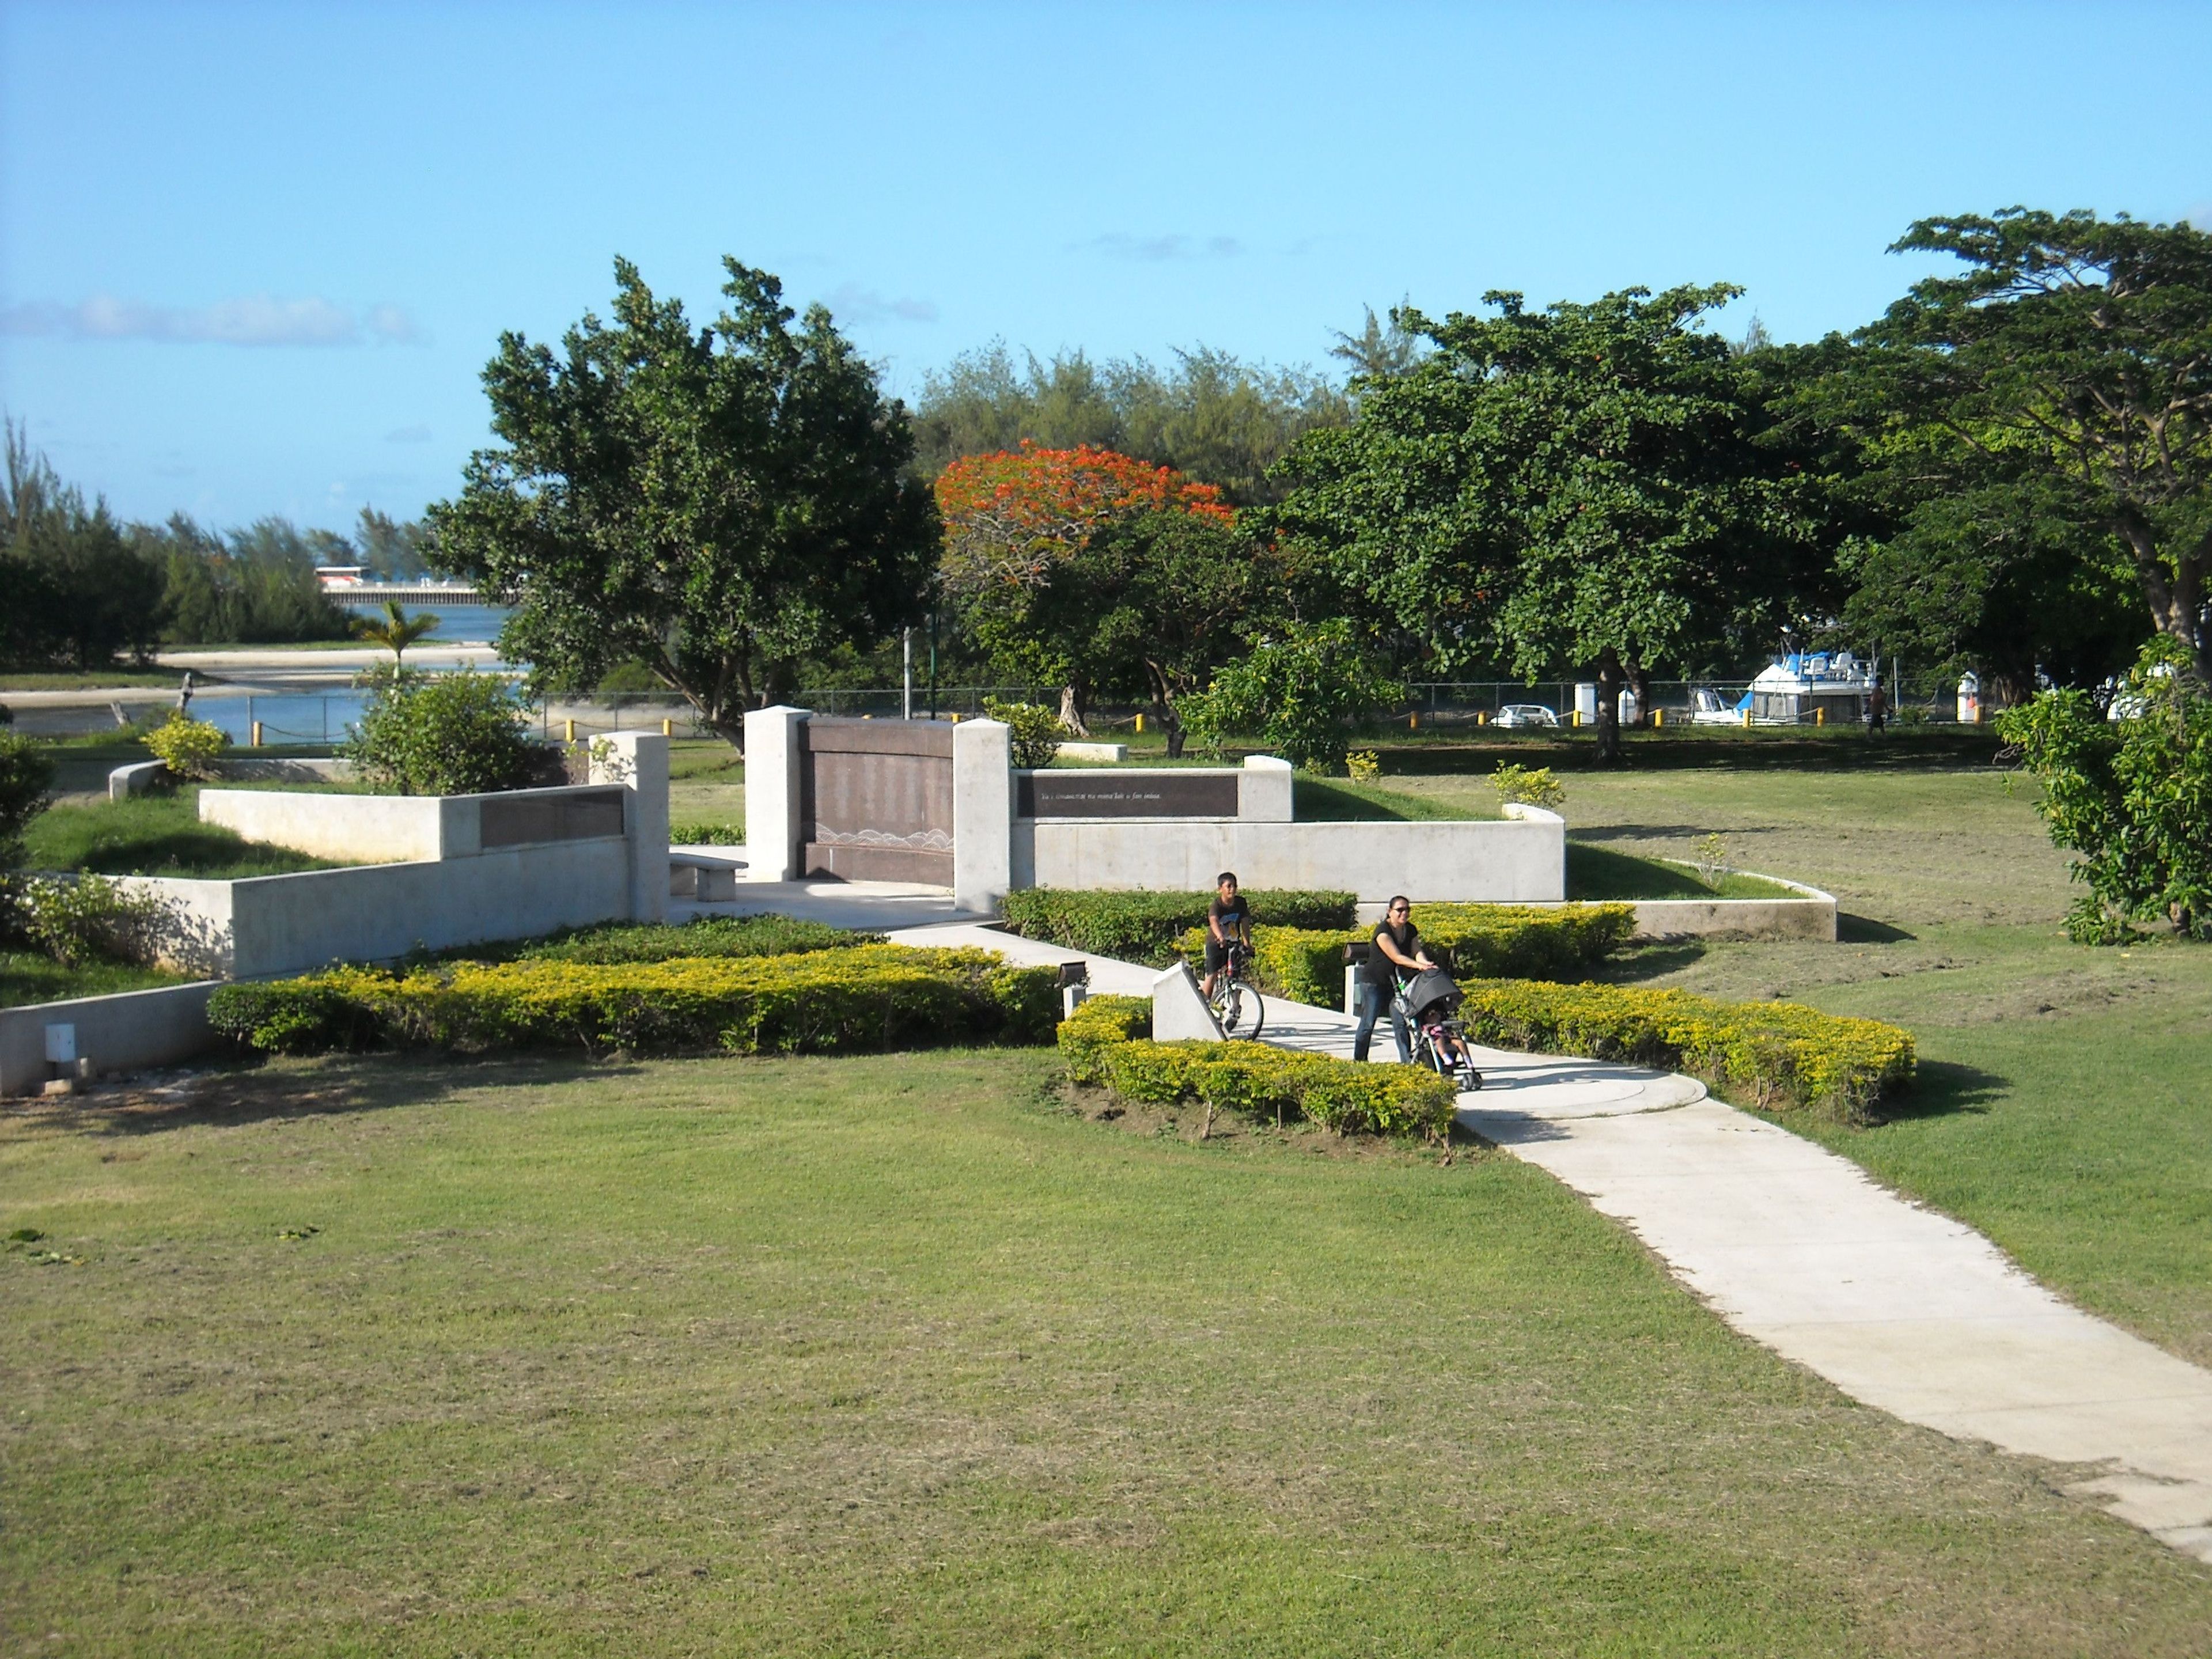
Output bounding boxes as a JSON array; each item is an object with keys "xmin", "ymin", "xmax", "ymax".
[
  {"xmin": 1014, "ymin": 808, "xmax": 1565, "ymax": 903},
  {"xmin": 120, "ymin": 838, "xmax": 636, "ymax": 980},
  {"xmin": 1238, "ymin": 755, "xmax": 1294, "ymax": 821},
  {"xmin": 743, "ymin": 704, "xmax": 808, "ymax": 881},
  {"xmin": 0, "ymin": 981, "xmax": 220, "ymax": 1097},
  {"xmin": 592, "ymin": 730, "xmax": 669, "ymax": 925},
  {"xmin": 953, "ymin": 718, "xmax": 1012, "ymax": 912},
  {"xmin": 199, "ymin": 789, "xmax": 448, "ymax": 862}
]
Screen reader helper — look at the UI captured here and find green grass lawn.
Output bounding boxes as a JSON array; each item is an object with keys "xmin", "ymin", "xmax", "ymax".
[
  {"xmin": 1544, "ymin": 763, "xmax": 2212, "ymax": 1373},
  {"xmin": 3, "ymin": 1049, "xmax": 2206, "ymax": 1655},
  {"xmin": 22, "ymin": 789, "xmax": 345, "ymax": 878},
  {"xmin": 669, "ymin": 737, "xmax": 745, "ymax": 834},
  {"xmin": 0, "ymin": 951, "xmax": 190, "ymax": 1010}
]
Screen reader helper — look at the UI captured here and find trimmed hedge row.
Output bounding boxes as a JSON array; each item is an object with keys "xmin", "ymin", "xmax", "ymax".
[
  {"xmin": 509, "ymin": 913, "xmax": 881, "ymax": 965},
  {"xmin": 1453, "ymin": 979, "xmax": 1915, "ymax": 1124},
  {"xmin": 1001, "ymin": 887, "xmax": 1356, "ymax": 966},
  {"xmin": 209, "ymin": 945, "xmax": 1059, "ymax": 1059},
  {"xmin": 1057, "ymin": 994, "xmax": 1459, "ymax": 1140},
  {"xmin": 1177, "ymin": 903, "xmax": 1637, "ymax": 1007}
]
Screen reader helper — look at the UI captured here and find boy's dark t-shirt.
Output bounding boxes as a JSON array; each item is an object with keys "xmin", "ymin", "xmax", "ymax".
[
  {"xmin": 1209, "ymin": 893, "xmax": 1252, "ymax": 934},
  {"xmin": 1367, "ymin": 920, "xmax": 1419, "ymax": 986}
]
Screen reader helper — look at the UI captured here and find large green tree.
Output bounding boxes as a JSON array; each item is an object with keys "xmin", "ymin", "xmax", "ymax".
[
  {"xmin": 1268, "ymin": 285, "xmax": 1823, "ymax": 760},
  {"xmin": 1857, "ymin": 209, "xmax": 2212, "ymax": 682},
  {"xmin": 430, "ymin": 257, "xmax": 938, "ymax": 743}
]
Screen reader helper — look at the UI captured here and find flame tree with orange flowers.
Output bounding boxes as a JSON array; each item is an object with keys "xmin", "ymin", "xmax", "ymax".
[{"xmin": 934, "ymin": 442, "xmax": 1281, "ymax": 748}]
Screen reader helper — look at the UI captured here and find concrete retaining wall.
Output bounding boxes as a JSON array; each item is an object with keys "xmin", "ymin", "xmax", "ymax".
[
  {"xmin": 0, "ymin": 980, "xmax": 220, "ymax": 1097},
  {"xmin": 113, "ymin": 732, "xmax": 671, "ymax": 979},
  {"xmin": 1018, "ymin": 803, "xmax": 1566, "ymax": 904},
  {"xmin": 1626, "ymin": 873, "xmax": 1837, "ymax": 941},
  {"xmin": 200, "ymin": 789, "xmax": 452, "ymax": 862},
  {"xmin": 120, "ymin": 838, "xmax": 637, "ymax": 979},
  {"xmin": 111, "ymin": 757, "xmax": 353, "ymax": 800}
]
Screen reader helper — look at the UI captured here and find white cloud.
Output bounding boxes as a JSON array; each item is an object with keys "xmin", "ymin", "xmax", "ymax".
[
  {"xmin": 0, "ymin": 293, "xmax": 426, "ymax": 347},
  {"xmin": 1082, "ymin": 233, "xmax": 1244, "ymax": 262},
  {"xmin": 384, "ymin": 423, "xmax": 433, "ymax": 444},
  {"xmin": 827, "ymin": 283, "xmax": 938, "ymax": 324}
]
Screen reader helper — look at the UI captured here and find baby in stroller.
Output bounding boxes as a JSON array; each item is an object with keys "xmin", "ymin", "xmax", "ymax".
[{"xmin": 1395, "ymin": 963, "xmax": 1484, "ymax": 1090}]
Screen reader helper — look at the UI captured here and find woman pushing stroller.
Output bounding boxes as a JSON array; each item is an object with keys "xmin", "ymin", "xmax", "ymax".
[{"xmin": 1353, "ymin": 896, "xmax": 1483, "ymax": 1088}]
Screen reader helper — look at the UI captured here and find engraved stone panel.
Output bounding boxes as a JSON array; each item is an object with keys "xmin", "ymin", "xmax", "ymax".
[
  {"xmin": 1017, "ymin": 772, "xmax": 1239, "ymax": 819},
  {"xmin": 479, "ymin": 788, "xmax": 627, "ymax": 848}
]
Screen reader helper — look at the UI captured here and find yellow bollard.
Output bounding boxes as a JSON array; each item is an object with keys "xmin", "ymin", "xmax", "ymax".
[
  {"xmin": 661, "ymin": 717, "xmax": 672, "ymax": 737},
  {"xmin": 251, "ymin": 720, "xmax": 263, "ymax": 747},
  {"xmin": 564, "ymin": 718, "xmax": 575, "ymax": 743},
  {"xmin": 1410, "ymin": 710, "xmax": 1418, "ymax": 731},
  {"xmin": 1653, "ymin": 709, "xmax": 1664, "ymax": 729},
  {"xmin": 1816, "ymin": 706, "xmax": 1825, "ymax": 726},
  {"xmin": 1476, "ymin": 710, "xmax": 1487, "ymax": 726},
  {"xmin": 951, "ymin": 712, "xmax": 961, "ymax": 723},
  {"xmin": 1135, "ymin": 712, "xmax": 1143, "ymax": 734},
  {"xmin": 1572, "ymin": 710, "xmax": 1582, "ymax": 728},
  {"xmin": 1743, "ymin": 709, "xmax": 1753, "ymax": 730}
]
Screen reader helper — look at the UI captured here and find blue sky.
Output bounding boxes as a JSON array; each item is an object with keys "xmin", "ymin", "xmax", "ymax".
[{"xmin": 4, "ymin": 0, "xmax": 2209, "ymax": 535}]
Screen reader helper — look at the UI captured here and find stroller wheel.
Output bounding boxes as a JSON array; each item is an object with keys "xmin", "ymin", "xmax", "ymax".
[{"xmin": 1457, "ymin": 1067, "xmax": 1483, "ymax": 1091}]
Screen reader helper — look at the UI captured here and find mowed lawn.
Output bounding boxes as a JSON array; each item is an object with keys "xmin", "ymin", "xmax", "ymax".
[
  {"xmin": 5, "ymin": 1049, "xmax": 2211, "ymax": 1656},
  {"xmin": 1495, "ymin": 762, "xmax": 2212, "ymax": 1376}
]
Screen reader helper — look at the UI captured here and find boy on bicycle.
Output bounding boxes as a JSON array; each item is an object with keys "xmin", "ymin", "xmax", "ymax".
[{"xmin": 1202, "ymin": 870, "xmax": 1253, "ymax": 1000}]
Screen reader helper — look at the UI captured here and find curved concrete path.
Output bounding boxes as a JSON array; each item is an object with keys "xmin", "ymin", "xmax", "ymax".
[{"xmin": 686, "ymin": 880, "xmax": 2212, "ymax": 1564}]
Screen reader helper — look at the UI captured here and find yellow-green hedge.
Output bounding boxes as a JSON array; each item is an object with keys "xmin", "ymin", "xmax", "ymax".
[
  {"xmin": 1057, "ymin": 994, "xmax": 1459, "ymax": 1140},
  {"xmin": 209, "ymin": 945, "xmax": 1060, "ymax": 1059},
  {"xmin": 1453, "ymin": 979, "xmax": 1915, "ymax": 1124},
  {"xmin": 1178, "ymin": 903, "xmax": 1637, "ymax": 1007}
]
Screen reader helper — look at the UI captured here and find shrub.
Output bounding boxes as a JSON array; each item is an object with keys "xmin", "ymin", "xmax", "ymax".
[
  {"xmin": 510, "ymin": 913, "xmax": 881, "ymax": 965},
  {"xmin": 1491, "ymin": 763, "xmax": 1565, "ymax": 810},
  {"xmin": 1001, "ymin": 887, "xmax": 1357, "ymax": 965},
  {"xmin": 1452, "ymin": 979, "xmax": 1915, "ymax": 1124},
  {"xmin": 344, "ymin": 666, "xmax": 533, "ymax": 796},
  {"xmin": 1056, "ymin": 994, "xmax": 1457, "ymax": 1139},
  {"xmin": 670, "ymin": 823, "xmax": 745, "ymax": 846},
  {"xmin": 1178, "ymin": 619, "xmax": 1404, "ymax": 770},
  {"xmin": 1998, "ymin": 637, "xmax": 2211, "ymax": 941},
  {"xmin": 982, "ymin": 698, "xmax": 1069, "ymax": 768},
  {"xmin": 12, "ymin": 873, "xmax": 170, "ymax": 967},
  {"xmin": 1177, "ymin": 903, "xmax": 1637, "ymax": 1007},
  {"xmin": 0, "ymin": 732, "xmax": 54, "ymax": 869},
  {"xmin": 1344, "ymin": 750, "xmax": 1381, "ymax": 782},
  {"xmin": 209, "ymin": 945, "xmax": 1059, "ymax": 1059},
  {"xmin": 143, "ymin": 711, "xmax": 231, "ymax": 781}
]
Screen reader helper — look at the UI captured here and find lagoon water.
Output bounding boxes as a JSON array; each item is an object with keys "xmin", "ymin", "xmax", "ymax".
[{"xmin": 339, "ymin": 599, "xmax": 514, "ymax": 645}]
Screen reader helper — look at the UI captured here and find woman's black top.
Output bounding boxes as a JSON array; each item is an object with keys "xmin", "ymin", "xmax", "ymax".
[{"xmin": 1367, "ymin": 920, "xmax": 1419, "ymax": 986}]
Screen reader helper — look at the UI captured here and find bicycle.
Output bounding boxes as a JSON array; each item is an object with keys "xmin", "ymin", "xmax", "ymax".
[{"xmin": 1208, "ymin": 938, "xmax": 1267, "ymax": 1040}]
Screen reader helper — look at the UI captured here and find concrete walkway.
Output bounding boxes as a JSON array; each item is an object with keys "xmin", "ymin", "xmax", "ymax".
[{"xmin": 677, "ymin": 878, "xmax": 2212, "ymax": 1563}]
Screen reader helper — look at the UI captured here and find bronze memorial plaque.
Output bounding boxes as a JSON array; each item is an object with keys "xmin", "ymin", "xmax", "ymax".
[{"xmin": 1018, "ymin": 772, "xmax": 1238, "ymax": 819}]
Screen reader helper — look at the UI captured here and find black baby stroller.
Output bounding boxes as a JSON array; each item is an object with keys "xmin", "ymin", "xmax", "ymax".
[{"xmin": 1393, "ymin": 964, "xmax": 1483, "ymax": 1090}]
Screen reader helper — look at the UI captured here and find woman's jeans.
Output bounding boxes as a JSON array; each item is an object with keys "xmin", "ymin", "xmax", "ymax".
[{"xmin": 1353, "ymin": 979, "xmax": 1408, "ymax": 1063}]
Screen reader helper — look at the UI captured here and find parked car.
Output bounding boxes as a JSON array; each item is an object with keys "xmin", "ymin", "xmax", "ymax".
[{"xmin": 1494, "ymin": 703, "xmax": 1559, "ymax": 729}]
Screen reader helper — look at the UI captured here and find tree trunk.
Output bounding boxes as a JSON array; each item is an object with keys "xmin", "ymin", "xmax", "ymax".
[
  {"xmin": 1057, "ymin": 684, "xmax": 1090, "ymax": 737},
  {"xmin": 1593, "ymin": 652, "xmax": 1625, "ymax": 764},
  {"xmin": 1161, "ymin": 701, "xmax": 1187, "ymax": 759},
  {"xmin": 2119, "ymin": 515, "xmax": 2212, "ymax": 682}
]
